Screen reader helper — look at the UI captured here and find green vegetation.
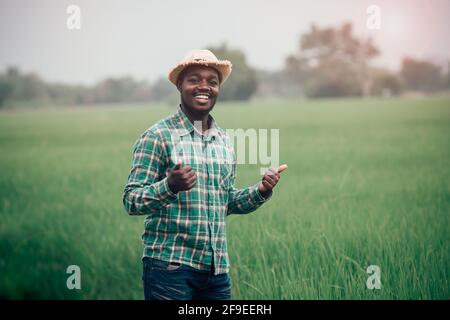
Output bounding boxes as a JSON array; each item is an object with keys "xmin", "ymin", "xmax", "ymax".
[{"xmin": 0, "ymin": 96, "xmax": 449, "ymax": 299}]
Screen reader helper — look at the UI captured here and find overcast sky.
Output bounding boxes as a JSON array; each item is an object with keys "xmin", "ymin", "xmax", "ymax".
[{"xmin": 1, "ymin": 0, "xmax": 449, "ymax": 85}]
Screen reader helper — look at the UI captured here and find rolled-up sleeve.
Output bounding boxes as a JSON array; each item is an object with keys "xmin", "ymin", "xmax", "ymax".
[{"xmin": 226, "ymin": 163, "xmax": 272, "ymax": 215}]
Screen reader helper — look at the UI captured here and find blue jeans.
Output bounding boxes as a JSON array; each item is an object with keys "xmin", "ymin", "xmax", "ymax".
[{"xmin": 142, "ymin": 257, "xmax": 232, "ymax": 300}]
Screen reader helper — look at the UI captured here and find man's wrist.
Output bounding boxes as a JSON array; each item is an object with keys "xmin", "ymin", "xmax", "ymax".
[
  {"xmin": 167, "ymin": 179, "xmax": 179, "ymax": 194},
  {"xmin": 259, "ymin": 189, "xmax": 272, "ymax": 199},
  {"xmin": 257, "ymin": 184, "xmax": 272, "ymax": 199}
]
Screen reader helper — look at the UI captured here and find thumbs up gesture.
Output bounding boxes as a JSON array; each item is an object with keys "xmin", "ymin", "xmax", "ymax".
[
  {"xmin": 258, "ymin": 164, "xmax": 287, "ymax": 197},
  {"xmin": 167, "ymin": 161, "xmax": 197, "ymax": 194}
]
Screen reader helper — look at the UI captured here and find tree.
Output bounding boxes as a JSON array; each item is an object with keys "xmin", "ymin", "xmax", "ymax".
[
  {"xmin": 401, "ymin": 57, "xmax": 445, "ymax": 92},
  {"xmin": 0, "ymin": 78, "xmax": 13, "ymax": 107},
  {"xmin": 254, "ymin": 69, "xmax": 301, "ymax": 98},
  {"xmin": 20, "ymin": 73, "xmax": 48, "ymax": 101},
  {"xmin": 207, "ymin": 44, "xmax": 257, "ymax": 101},
  {"xmin": 150, "ymin": 77, "xmax": 177, "ymax": 103},
  {"xmin": 0, "ymin": 67, "xmax": 49, "ymax": 107},
  {"xmin": 93, "ymin": 77, "xmax": 151, "ymax": 103},
  {"xmin": 285, "ymin": 23, "xmax": 380, "ymax": 98},
  {"xmin": 371, "ymin": 68, "xmax": 402, "ymax": 96},
  {"xmin": 447, "ymin": 61, "xmax": 450, "ymax": 89}
]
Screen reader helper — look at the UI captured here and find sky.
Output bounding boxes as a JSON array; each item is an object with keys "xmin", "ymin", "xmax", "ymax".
[{"xmin": 0, "ymin": 0, "xmax": 449, "ymax": 85}]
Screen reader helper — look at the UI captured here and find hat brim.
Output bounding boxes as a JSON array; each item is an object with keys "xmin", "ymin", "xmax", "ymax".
[{"xmin": 168, "ymin": 60, "xmax": 232, "ymax": 86}]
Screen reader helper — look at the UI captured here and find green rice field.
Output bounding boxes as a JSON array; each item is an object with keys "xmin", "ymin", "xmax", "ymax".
[{"xmin": 0, "ymin": 96, "xmax": 449, "ymax": 299}]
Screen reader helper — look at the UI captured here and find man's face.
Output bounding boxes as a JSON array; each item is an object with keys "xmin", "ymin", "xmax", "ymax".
[{"xmin": 177, "ymin": 65, "xmax": 220, "ymax": 116}]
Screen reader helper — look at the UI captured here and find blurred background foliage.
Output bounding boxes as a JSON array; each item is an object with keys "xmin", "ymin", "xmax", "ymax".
[{"xmin": 1, "ymin": 22, "xmax": 449, "ymax": 109}]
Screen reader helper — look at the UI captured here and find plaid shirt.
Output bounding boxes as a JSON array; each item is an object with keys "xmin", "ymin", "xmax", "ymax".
[{"xmin": 122, "ymin": 106, "xmax": 271, "ymax": 274}]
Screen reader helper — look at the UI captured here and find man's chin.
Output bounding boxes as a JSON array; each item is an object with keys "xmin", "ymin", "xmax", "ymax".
[
  {"xmin": 191, "ymin": 102, "xmax": 215, "ymax": 113},
  {"xmin": 181, "ymin": 96, "xmax": 216, "ymax": 115}
]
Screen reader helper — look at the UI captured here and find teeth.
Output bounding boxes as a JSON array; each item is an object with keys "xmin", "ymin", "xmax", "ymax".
[{"xmin": 195, "ymin": 95, "xmax": 209, "ymax": 99}]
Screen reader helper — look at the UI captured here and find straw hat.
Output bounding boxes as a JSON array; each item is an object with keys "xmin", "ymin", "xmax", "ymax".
[{"xmin": 168, "ymin": 50, "xmax": 232, "ymax": 86}]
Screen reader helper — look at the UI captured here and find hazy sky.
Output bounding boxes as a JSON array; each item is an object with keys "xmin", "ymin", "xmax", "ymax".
[{"xmin": 1, "ymin": 0, "xmax": 449, "ymax": 85}]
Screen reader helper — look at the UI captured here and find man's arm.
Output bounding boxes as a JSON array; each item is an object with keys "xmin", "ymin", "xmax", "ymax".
[
  {"xmin": 227, "ymin": 184, "xmax": 271, "ymax": 215},
  {"xmin": 227, "ymin": 164, "xmax": 286, "ymax": 215},
  {"xmin": 122, "ymin": 131, "xmax": 177, "ymax": 215},
  {"xmin": 226, "ymin": 163, "xmax": 272, "ymax": 215}
]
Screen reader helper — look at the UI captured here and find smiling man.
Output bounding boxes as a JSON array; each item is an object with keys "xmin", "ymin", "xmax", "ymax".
[{"xmin": 122, "ymin": 50, "xmax": 284, "ymax": 300}]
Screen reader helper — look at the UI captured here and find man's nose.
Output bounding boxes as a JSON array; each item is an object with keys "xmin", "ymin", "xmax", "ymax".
[{"xmin": 197, "ymin": 79, "xmax": 210, "ymax": 89}]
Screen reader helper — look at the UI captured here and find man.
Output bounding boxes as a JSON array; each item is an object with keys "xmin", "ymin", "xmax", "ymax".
[{"xmin": 122, "ymin": 50, "xmax": 286, "ymax": 300}]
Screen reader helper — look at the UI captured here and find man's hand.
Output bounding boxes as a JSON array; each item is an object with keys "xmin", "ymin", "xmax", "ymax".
[
  {"xmin": 258, "ymin": 164, "xmax": 288, "ymax": 198},
  {"xmin": 167, "ymin": 161, "xmax": 197, "ymax": 194}
]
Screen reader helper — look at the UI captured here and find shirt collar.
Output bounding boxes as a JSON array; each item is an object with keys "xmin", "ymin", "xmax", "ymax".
[{"xmin": 173, "ymin": 104, "xmax": 222, "ymax": 142}]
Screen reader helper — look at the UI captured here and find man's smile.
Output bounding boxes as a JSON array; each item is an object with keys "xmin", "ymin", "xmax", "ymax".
[{"xmin": 193, "ymin": 91, "xmax": 211, "ymax": 104}]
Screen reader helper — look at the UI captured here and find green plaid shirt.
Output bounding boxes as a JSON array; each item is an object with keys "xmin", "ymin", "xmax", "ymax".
[{"xmin": 122, "ymin": 106, "xmax": 271, "ymax": 274}]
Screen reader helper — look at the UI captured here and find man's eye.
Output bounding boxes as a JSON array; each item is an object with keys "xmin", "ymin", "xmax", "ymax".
[
  {"xmin": 190, "ymin": 78, "xmax": 199, "ymax": 83},
  {"xmin": 209, "ymin": 80, "xmax": 218, "ymax": 86}
]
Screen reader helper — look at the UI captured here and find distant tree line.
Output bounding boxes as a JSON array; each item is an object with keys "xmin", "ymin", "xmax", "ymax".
[
  {"xmin": 281, "ymin": 23, "xmax": 450, "ymax": 98},
  {"xmin": 0, "ymin": 67, "xmax": 160, "ymax": 108},
  {"xmin": 0, "ymin": 44, "xmax": 258, "ymax": 108},
  {"xmin": 1, "ymin": 23, "xmax": 449, "ymax": 108}
]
